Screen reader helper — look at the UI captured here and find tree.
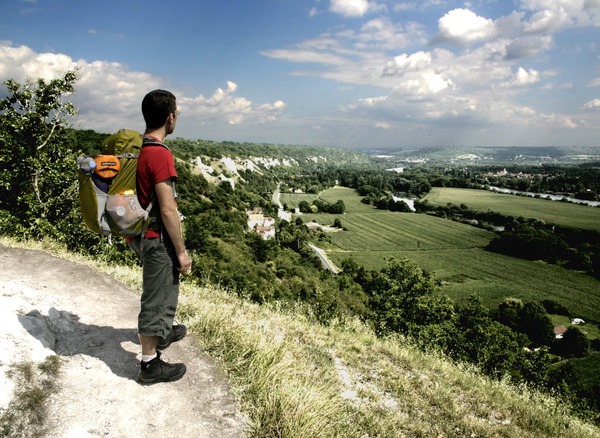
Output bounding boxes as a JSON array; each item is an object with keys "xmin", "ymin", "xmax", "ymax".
[
  {"xmin": 298, "ymin": 200, "xmax": 311, "ymax": 213},
  {"xmin": 0, "ymin": 71, "xmax": 79, "ymax": 239},
  {"xmin": 518, "ymin": 302, "xmax": 555, "ymax": 347},
  {"xmin": 497, "ymin": 297, "xmax": 524, "ymax": 332},
  {"xmin": 556, "ymin": 327, "xmax": 590, "ymax": 358},
  {"xmin": 365, "ymin": 257, "xmax": 437, "ymax": 334},
  {"xmin": 452, "ymin": 296, "xmax": 524, "ymax": 379}
]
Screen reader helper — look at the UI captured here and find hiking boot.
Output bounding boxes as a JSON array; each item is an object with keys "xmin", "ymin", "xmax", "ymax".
[
  {"xmin": 157, "ymin": 324, "xmax": 187, "ymax": 351},
  {"xmin": 138, "ymin": 351, "xmax": 186, "ymax": 384}
]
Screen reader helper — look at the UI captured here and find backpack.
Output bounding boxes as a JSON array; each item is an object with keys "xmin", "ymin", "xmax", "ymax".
[{"xmin": 77, "ymin": 129, "xmax": 161, "ymax": 241}]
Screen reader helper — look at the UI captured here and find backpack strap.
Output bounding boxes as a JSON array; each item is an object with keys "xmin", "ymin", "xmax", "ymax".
[{"xmin": 139, "ymin": 136, "xmax": 172, "ymax": 239}]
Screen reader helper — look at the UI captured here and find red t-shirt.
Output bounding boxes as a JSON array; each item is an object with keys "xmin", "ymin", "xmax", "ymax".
[{"xmin": 137, "ymin": 137, "xmax": 177, "ymax": 238}]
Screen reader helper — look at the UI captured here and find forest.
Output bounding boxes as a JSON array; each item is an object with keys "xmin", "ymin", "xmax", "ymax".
[{"xmin": 1, "ymin": 72, "xmax": 599, "ymax": 425}]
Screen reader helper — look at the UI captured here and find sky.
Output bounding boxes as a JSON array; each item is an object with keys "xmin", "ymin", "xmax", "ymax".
[{"xmin": 1, "ymin": 0, "xmax": 600, "ymax": 149}]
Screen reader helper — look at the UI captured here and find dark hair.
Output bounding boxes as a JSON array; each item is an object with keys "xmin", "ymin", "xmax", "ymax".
[{"xmin": 141, "ymin": 89, "xmax": 177, "ymax": 129}]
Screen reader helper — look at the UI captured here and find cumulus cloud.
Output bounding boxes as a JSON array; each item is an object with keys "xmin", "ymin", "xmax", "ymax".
[
  {"xmin": 583, "ymin": 98, "xmax": 600, "ymax": 109},
  {"xmin": 395, "ymin": 72, "xmax": 453, "ymax": 96},
  {"xmin": 180, "ymin": 81, "xmax": 285, "ymax": 125},
  {"xmin": 330, "ymin": 0, "xmax": 369, "ymax": 16},
  {"xmin": 383, "ymin": 51, "xmax": 432, "ymax": 76},
  {"xmin": 435, "ymin": 9, "xmax": 497, "ymax": 45},
  {"xmin": 329, "ymin": 0, "xmax": 385, "ymax": 17},
  {"xmin": 0, "ymin": 42, "xmax": 285, "ymax": 133},
  {"xmin": 0, "ymin": 43, "xmax": 76, "ymax": 82},
  {"xmin": 501, "ymin": 67, "xmax": 541, "ymax": 87},
  {"xmin": 520, "ymin": 0, "xmax": 600, "ymax": 31}
]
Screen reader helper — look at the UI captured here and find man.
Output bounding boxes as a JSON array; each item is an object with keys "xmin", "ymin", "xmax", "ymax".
[{"xmin": 136, "ymin": 89, "xmax": 192, "ymax": 384}]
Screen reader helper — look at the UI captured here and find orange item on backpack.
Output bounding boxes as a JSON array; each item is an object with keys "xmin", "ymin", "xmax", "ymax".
[{"xmin": 94, "ymin": 154, "xmax": 121, "ymax": 179}]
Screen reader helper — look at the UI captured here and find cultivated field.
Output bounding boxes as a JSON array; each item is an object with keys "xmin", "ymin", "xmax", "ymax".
[
  {"xmin": 423, "ymin": 187, "xmax": 600, "ymax": 231},
  {"xmin": 291, "ymin": 187, "xmax": 600, "ymax": 324},
  {"xmin": 279, "ymin": 192, "xmax": 320, "ymax": 209}
]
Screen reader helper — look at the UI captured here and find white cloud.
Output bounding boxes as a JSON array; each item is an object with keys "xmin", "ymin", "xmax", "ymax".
[
  {"xmin": 589, "ymin": 77, "xmax": 600, "ymax": 87},
  {"xmin": 329, "ymin": 0, "xmax": 385, "ymax": 17},
  {"xmin": 435, "ymin": 9, "xmax": 497, "ymax": 45},
  {"xmin": 355, "ymin": 18, "xmax": 425, "ymax": 50},
  {"xmin": 330, "ymin": 0, "xmax": 369, "ymax": 16},
  {"xmin": 0, "ymin": 43, "xmax": 76, "ymax": 82},
  {"xmin": 583, "ymin": 98, "xmax": 600, "ymax": 109},
  {"xmin": 180, "ymin": 82, "xmax": 285, "ymax": 126},
  {"xmin": 262, "ymin": 20, "xmax": 427, "ymax": 88},
  {"xmin": 396, "ymin": 72, "xmax": 453, "ymax": 96},
  {"xmin": 501, "ymin": 67, "xmax": 541, "ymax": 87},
  {"xmin": 519, "ymin": 0, "xmax": 600, "ymax": 31},
  {"xmin": 383, "ymin": 51, "xmax": 432, "ymax": 76},
  {"xmin": 0, "ymin": 42, "xmax": 285, "ymax": 134},
  {"xmin": 262, "ymin": 46, "xmax": 348, "ymax": 66}
]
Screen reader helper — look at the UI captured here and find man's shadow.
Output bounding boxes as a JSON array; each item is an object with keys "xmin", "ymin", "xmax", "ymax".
[{"xmin": 18, "ymin": 308, "xmax": 140, "ymax": 380}]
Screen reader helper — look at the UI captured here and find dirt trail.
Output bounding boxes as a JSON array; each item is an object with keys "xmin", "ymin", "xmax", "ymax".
[{"xmin": 0, "ymin": 245, "xmax": 247, "ymax": 437}]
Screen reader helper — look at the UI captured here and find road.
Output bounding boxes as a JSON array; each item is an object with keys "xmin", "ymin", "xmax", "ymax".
[
  {"xmin": 309, "ymin": 243, "xmax": 339, "ymax": 274},
  {"xmin": 273, "ymin": 182, "xmax": 291, "ymax": 222}
]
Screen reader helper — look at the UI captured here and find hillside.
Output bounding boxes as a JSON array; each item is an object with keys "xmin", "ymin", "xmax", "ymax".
[{"xmin": 1, "ymin": 239, "xmax": 599, "ymax": 437}]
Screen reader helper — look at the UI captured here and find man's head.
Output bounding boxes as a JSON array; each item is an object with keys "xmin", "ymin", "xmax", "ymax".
[{"xmin": 142, "ymin": 90, "xmax": 178, "ymax": 132}]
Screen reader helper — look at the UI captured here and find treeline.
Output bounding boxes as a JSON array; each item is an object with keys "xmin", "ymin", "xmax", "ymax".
[
  {"xmin": 297, "ymin": 199, "xmax": 346, "ymax": 214},
  {"xmin": 431, "ymin": 164, "xmax": 600, "ymax": 201}
]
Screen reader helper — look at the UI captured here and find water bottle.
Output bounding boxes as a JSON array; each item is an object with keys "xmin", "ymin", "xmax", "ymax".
[{"xmin": 77, "ymin": 156, "xmax": 96, "ymax": 174}]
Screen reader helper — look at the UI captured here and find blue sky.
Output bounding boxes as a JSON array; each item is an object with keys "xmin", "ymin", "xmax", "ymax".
[{"xmin": 1, "ymin": 0, "xmax": 599, "ymax": 149}]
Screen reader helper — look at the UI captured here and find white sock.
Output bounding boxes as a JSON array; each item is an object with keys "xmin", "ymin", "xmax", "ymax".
[{"xmin": 142, "ymin": 353, "xmax": 157, "ymax": 363}]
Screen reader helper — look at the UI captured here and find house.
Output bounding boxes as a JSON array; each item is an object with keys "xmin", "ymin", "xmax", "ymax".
[
  {"xmin": 256, "ymin": 225, "xmax": 275, "ymax": 240},
  {"xmin": 246, "ymin": 209, "xmax": 276, "ymax": 240},
  {"xmin": 571, "ymin": 318, "xmax": 585, "ymax": 325},
  {"xmin": 554, "ymin": 325, "xmax": 567, "ymax": 339}
]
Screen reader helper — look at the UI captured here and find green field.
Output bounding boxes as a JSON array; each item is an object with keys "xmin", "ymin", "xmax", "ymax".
[
  {"xmin": 279, "ymin": 192, "xmax": 321, "ymax": 209},
  {"xmin": 423, "ymin": 187, "xmax": 600, "ymax": 231},
  {"xmin": 549, "ymin": 315, "xmax": 600, "ymax": 341},
  {"xmin": 290, "ymin": 187, "xmax": 600, "ymax": 323}
]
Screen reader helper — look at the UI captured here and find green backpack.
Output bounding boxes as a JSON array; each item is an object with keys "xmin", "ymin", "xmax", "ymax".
[{"xmin": 77, "ymin": 129, "xmax": 160, "ymax": 239}]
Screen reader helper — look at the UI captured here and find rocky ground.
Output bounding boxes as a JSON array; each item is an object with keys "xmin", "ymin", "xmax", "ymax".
[{"xmin": 0, "ymin": 245, "xmax": 247, "ymax": 437}]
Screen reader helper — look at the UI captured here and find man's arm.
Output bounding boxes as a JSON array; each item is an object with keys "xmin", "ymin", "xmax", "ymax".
[{"xmin": 155, "ymin": 178, "xmax": 192, "ymax": 273}]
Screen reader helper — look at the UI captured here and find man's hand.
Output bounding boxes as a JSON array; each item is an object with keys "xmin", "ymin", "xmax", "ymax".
[{"xmin": 177, "ymin": 250, "xmax": 192, "ymax": 274}]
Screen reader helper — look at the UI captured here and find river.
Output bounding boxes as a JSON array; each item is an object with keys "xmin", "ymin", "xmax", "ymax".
[{"xmin": 488, "ymin": 186, "xmax": 600, "ymax": 207}]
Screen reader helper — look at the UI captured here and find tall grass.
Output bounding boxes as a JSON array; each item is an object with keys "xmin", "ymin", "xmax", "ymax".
[{"xmin": 175, "ymin": 282, "xmax": 600, "ymax": 437}]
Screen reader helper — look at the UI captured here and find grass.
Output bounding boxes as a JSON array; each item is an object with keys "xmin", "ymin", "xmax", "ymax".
[
  {"xmin": 3, "ymin": 238, "xmax": 599, "ymax": 437},
  {"xmin": 423, "ymin": 187, "xmax": 600, "ymax": 231},
  {"xmin": 292, "ymin": 187, "xmax": 600, "ymax": 324},
  {"xmin": 549, "ymin": 315, "xmax": 600, "ymax": 341},
  {"xmin": 178, "ymin": 283, "xmax": 600, "ymax": 437},
  {"xmin": 0, "ymin": 355, "xmax": 61, "ymax": 438}
]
